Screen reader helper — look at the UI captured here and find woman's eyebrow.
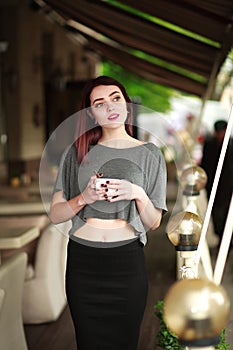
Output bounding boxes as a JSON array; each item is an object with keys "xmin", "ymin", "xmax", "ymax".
[
  {"xmin": 109, "ymin": 90, "xmax": 120, "ymax": 97},
  {"xmin": 92, "ymin": 90, "xmax": 120, "ymax": 104}
]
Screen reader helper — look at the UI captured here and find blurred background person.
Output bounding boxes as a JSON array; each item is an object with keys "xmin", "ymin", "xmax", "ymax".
[{"xmin": 200, "ymin": 120, "xmax": 233, "ymax": 244}]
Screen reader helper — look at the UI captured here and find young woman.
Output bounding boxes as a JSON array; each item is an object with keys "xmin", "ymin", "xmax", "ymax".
[{"xmin": 50, "ymin": 76, "xmax": 167, "ymax": 350}]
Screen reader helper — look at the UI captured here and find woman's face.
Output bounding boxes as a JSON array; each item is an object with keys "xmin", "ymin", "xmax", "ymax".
[{"xmin": 89, "ymin": 85, "xmax": 128, "ymax": 128}]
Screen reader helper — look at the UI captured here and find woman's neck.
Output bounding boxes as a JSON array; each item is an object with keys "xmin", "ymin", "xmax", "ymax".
[
  {"xmin": 99, "ymin": 127, "xmax": 130, "ymax": 144},
  {"xmin": 98, "ymin": 128, "xmax": 143, "ymax": 149}
]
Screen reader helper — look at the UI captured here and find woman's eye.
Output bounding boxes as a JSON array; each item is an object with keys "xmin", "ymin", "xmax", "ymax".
[
  {"xmin": 94, "ymin": 103, "xmax": 104, "ymax": 108},
  {"xmin": 113, "ymin": 96, "xmax": 121, "ymax": 102},
  {"xmin": 93, "ymin": 96, "xmax": 121, "ymax": 108}
]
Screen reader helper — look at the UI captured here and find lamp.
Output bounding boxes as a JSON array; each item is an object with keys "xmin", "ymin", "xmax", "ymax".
[
  {"xmin": 163, "ymin": 278, "xmax": 230, "ymax": 347},
  {"xmin": 166, "ymin": 211, "xmax": 203, "ymax": 279},
  {"xmin": 180, "ymin": 166, "xmax": 207, "ymax": 215},
  {"xmin": 180, "ymin": 165, "xmax": 215, "ymax": 281},
  {"xmin": 180, "ymin": 166, "xmax": 207, "ymax": 197},
  {"xmin": 166, "ymin": 211, "xmax": 202, "ymax": 252}
]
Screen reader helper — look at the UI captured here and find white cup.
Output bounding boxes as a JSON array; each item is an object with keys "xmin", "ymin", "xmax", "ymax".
[{"xmin": 94, "ymin": 178, "xmax": 118, "ymax": 197}]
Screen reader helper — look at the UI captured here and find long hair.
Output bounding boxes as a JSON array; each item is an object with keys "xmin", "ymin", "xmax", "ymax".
[{"xmin": 75, "ymin": 76, "xmax": 133, "ymax": 163}]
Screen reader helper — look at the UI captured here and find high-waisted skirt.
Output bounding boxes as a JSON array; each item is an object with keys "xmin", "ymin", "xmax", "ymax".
[{"xmin": 65, "ymin": 238, "xmax": 148, "ymax": 350}]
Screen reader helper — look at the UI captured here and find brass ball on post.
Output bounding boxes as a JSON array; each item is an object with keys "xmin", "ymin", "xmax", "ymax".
[
  {"xmin": 166, "ymin": 211, "xmax": 202, "ymax": 279},
  {"xmin": 180, "ymin": 166, "xmax": 207, "ymax": 215},
  {"xmin": 180, "ymin": 166, "xmax": 207, "ymax": 197},
  {"xmin": 163, "ymin": 279, "xmax": 230, "ymax": 348}
]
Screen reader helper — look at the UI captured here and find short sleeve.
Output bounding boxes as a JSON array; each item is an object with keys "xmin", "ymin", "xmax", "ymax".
[
  {"xmin": 52, "ymin": 144, "xmax": 80, "ymax": 201},
  {"xmin": 146, "ymin": 146, "xmax": 167, "ymax": 213},
  {"xmin": 53, "ymin": 152, "xmax": 65, "ymax": 193},
  {"xmin": 53, "ymin": 147, "xmax": 70, "ymax": 194}
]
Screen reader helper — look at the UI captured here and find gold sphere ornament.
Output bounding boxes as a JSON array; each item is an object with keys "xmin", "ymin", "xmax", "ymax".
[
  {"xmin": 166, "ymin": 211, "xmax": 202, "ymax": 251},
  {"xmin": 163, "ymin": 279, "xmax": 230, "ymax": 347},
  {"xmin": 180, "ymin": 166, "xmax": 207, "ymax": 196}
]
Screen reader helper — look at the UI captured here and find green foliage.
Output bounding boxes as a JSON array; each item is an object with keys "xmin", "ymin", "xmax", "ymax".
[
  {"xmin": 227, "ymin": 48, "xmax": 233, "ymax": 61},
  {"xmin": 155, "ymin": 300, "xmax": 185, "ymax": 350},
  {"xmin": 154, "ymin": 300, "xmax": 230, "ymax": 350},
  {"xmin": 215, "ymin": 329, "xmax": 231, "ymax": 350},
  {"xmin": 101, "ymin": 60, "xmax": 174, "ymax": 113}
]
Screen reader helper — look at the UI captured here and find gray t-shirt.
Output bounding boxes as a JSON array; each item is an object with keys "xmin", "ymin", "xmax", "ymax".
[{"xmin": 54, "ymin": 142, "xmax": 167, "ymax": 245}]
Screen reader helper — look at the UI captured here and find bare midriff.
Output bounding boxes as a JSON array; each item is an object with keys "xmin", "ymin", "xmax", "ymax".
[{"xmin": 73, "ymin": 218, "xmax": 136, "ymax": 242}]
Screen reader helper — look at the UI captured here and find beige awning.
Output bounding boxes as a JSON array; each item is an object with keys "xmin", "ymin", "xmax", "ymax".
[{"xmin": 38, "ymin": 0, "xmax": 233, "ymax": 99}]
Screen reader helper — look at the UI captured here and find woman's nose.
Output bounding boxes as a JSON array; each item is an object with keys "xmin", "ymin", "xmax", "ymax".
[{"xmin": 106, "ymin": 102, "xmax": 114, "ymax": 111}]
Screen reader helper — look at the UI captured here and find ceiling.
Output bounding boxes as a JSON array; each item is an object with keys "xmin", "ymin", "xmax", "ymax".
[{"xmin": 36, "ymin": 0, "xmax": 233, "ymax": 100}]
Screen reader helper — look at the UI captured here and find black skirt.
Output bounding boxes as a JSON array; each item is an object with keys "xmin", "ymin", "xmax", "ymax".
[{"xmin": 66, "ymin": 238, "xmax": 148, "ymax": 350}]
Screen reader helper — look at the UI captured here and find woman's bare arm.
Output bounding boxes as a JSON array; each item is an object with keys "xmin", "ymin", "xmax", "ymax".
[
  {"xmin": 49, "ymin": 191, "xmax": 87, "ymax": 224},
  {"xmin": 50, "ymin": 175, "xmax": 106, "ymax": 224}
]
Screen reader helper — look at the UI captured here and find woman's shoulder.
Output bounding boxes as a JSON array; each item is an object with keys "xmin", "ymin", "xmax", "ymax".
[
  {"xmin": 65, "ymin": 142, "xmax": 77, "ymax": 155},
  {"xmin": 60, "ymin": 143, "xmax": 78, "ymax": 165},
  {"xmin": 142, "ymin": 143, "xmax": 165, "ymax": 164},
  {"xmin": 121, "ymin": 137, "xmax": 160, "ymax": 151},
  {"xmin": 143, "ymin": 142, "xmax": 161, "ymax": 152}
]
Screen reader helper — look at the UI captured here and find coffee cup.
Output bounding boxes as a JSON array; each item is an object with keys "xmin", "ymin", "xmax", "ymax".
[{"xmin": 94, "ymin": 178, "xmax": 118, "ymax": 197}]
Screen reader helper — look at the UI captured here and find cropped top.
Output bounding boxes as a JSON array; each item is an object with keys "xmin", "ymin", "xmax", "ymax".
[{"xmin": 54, "ymin": 142, "xmax": 167, "ymax": 245}]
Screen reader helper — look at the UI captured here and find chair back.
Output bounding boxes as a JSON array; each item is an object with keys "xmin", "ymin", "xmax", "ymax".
[{"xmin": 0, "ymin": 252, "xmax": 28, "ymax": 350}]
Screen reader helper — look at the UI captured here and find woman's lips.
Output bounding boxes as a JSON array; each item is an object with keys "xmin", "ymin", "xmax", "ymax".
[{"xmin": 108, "ymin": 113, "xmax": 119, "ymax": 121}]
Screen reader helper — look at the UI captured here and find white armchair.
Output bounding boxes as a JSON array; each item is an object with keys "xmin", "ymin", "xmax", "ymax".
[
  {"xmin": 22, "ymin": 222, "xmax": 70, "ymax": 324},
  {"xmin": 0, "ymin": 252, "xmax": 28, "ymax": 350}
]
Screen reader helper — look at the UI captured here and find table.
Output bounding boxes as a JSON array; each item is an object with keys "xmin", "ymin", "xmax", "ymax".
[
  {"xmin": 0, "ymin": 201, "xmax": 47, "ymax": 216},
  {"xmin": 0, "ymin": 226, "xmax": 40, "ymax": 263},
  {"xmin": 0, "ymin": 226, "xmax": 40, "ymax": 249}
]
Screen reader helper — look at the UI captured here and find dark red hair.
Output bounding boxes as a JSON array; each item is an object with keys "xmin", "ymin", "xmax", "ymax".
[{"xmin": 75, "ymin": 76, "xmax": 133, "ymax": 163}]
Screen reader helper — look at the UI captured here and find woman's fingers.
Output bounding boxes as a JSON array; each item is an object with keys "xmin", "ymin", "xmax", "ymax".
[
  {"xmin": 106, "ymin": 180, "xmax": 134, "ymax": 201},
  {"xmin": 84, "ymin": 178, "xmax": 136, "ymax": 203}
]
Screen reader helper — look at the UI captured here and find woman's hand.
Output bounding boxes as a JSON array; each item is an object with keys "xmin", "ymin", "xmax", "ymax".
[
  {"xmin": 82, "ymin": 175, "xmax": 108, "ymax": 204},
  {"xmin": 105, "ymin": 179, "xmax": 162, "ymax": 230},
  {"xmin": 104, "ymin": 179, "xmax": 143, "ymax": 202},
  {"xmin": 50, "ymin": 173, "xmax": 106, "ymax": 224}
]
